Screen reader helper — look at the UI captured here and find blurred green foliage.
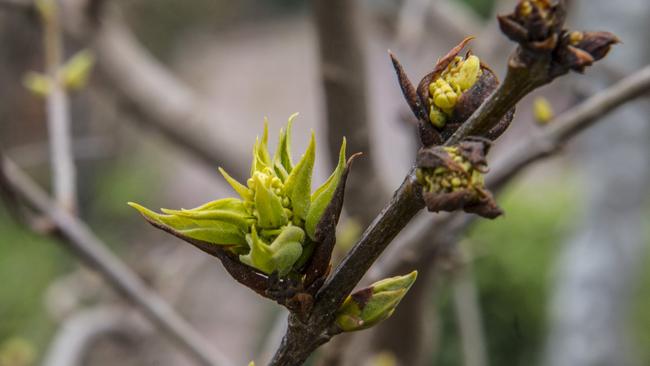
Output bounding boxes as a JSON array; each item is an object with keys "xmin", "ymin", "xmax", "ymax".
[
  {"xmin": 0, "ymin": 152, "xmax": 160, "ymax": 362},
  {"xmin": 435, "ymin": 178, "xmax": 579, "ymax": 366},
  {"xmin": 434, "ymin": 178, "xmax": 650, "ymax": 365},
  {"xmin": 457, "ymin": 0, "xmax": 496, "ymax": 19},
  {"xmin": 0, "ymin": 210, "xmax": 68, "ymax": 362}
]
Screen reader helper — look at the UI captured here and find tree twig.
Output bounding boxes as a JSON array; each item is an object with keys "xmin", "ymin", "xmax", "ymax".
[
  {"xmin": 270, "ymin": 37, "xmax": 646, "ymax": 366},
  {"xmin": 91, "ymin": 16, "xmax": 248, "ymax": 179},
  {"xmin": 0, "ymin": 1, "xmax": 248, "ymax": 179},
  {"xmin": 487, "ymin": 65, "xmax": 650, "ymax": 189},
  {"xmin": 0, "ymin": 157, "xmax": 233, "ymax": 366},
  {"xmin": 376, "ymin": 63, "xmax": 650, "ymax": 282},
  {"xmin": 41, "ymin": 0, "xmax": 78, "ymax": 212}
]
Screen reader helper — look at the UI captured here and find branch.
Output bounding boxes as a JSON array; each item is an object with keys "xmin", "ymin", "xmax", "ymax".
[
  {"xmin": 0, "ymin": 157, "xmax": 233, "ymax": 366},
  {"xmin": 41, "ymin": 0, "xmax": 78, "ymax": 212},
  {"xmin": 487, "ymin": 64, "xmax": 650, "ymax": 189},
  {"xmin": 353, "ymin": 68, "xmax": 650, "ymax": 363},
  {"xmin": 313, "ymin": 0, "xmax": 388, "ymax": 224},
  {"xmin": 91, "ymin": 16, "xmax": 247, "ymax": 179},
  {"xmin": 269, "ymin": 32, "xmax": 642, "ymax": 366},
  {"xmin": 269, "ymin": 172, "xmax": 425, "ymax": 365},
  {"xmin": 0, "ymin": 1, "xmax": 248, "ymax": 179},
  {"xmin": 377, "ymin": 64, "xmax": 650, "ymax": 281}
]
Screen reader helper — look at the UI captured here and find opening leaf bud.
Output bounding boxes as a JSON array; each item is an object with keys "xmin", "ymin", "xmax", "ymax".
[{"xmin": 335, "ymin": 271, "xmax": 417, "ymax": 332}]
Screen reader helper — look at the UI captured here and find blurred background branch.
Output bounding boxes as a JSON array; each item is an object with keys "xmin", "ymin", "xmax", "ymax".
[
  {"xmin": 313, "ymin": 0, "xmax": 388, "ymax": 225},
  {"xmin": 42, "ymin": 306, "xmax": 143, "ymax": 366},
  {"xmin": 40, "ymin": 0, "xmax": 77, "ymax": 213},
  {"xmin": 0, "ymin": 156, "xmax": 233, "ymax": 366},
  {"xmin": 1, "ymin": 0, "xmax": 649, "ymax": 365}
]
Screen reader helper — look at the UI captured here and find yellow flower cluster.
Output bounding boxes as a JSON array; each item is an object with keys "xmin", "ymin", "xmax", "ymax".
[{"xmin": 428, "ymin": 55, "xmax": 481, "ymax": 128}]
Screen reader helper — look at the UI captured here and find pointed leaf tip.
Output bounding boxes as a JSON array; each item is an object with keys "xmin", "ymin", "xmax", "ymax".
[{"xmin": 219, "ymin": 167, "xmax": 252, "ymax": 201}]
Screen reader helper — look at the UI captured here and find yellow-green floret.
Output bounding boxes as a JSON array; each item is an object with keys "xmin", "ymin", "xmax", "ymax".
[{"xmin": 428, "ymin": 55, "xmax": 481, "ymax": 128}]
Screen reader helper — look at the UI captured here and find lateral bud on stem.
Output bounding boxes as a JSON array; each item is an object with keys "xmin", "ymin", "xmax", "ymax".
[
  {"xmin": 334, "ymin": 271, "xmax": 417, "ymax": 332},
  {"xmin": 416, "ymin": 138, "xmax": 502, "ymax": 219}
]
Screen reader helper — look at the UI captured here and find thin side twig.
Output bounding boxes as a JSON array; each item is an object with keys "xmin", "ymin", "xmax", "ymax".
[
  {"xmin": 488, "ymin": 64, "xmax": 650, "ymax": 189},
  {"xmin": 41, "ymin": 0, "xmax": 78, "ymax": 212},
  {"xmin": 0, "ymin": 1, "xmax": 248, "ymax": 179},
  {"xmin": 269, "ymin": 45, "xmax": 649, "ymax": 366},
  {"xmin": 91, "ymin": 16, "xmax": 247, "ymax": 179},
  {"xmin": 0, "ymin": 157, "xmax": 233, "ymax": 366}
]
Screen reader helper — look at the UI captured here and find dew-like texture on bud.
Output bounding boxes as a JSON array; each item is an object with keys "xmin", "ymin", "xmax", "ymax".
[
  {"xmin": 129, "ymin": 115, "xmax": 348, "ymax": 280},
  {"xmin": 416, "ymin": 139, "xmax": 502, "ymax": 219},
  {"xmin": 335, "ymin": 271, "xmax": 417, "ymax": 332}
]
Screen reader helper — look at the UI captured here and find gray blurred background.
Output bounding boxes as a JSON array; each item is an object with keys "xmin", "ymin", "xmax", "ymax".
[{"xmin": 0, "ymin": 0, "xmax": 649, "ymax": 365}]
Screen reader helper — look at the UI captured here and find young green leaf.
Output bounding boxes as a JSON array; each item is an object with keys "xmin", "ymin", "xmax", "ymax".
[
  {"xmin": 62, "ymin": 49, "xmax": 95, "ymax": 91},
  {"xmin": 283, "ymin": 132, "xmax": 316, "ymax": 223},
  {"xmin": 128, "ymin": 202, "xmax": 246, "ymax": 246},
  {"xmin": 239, "ymin": 226, "xmax": 275, "ymax": 273},
  {"xmin": 274, "ymin": 112, "xmax": 297, "ymax": 174},
  {"xmin": 160, "ymin": 208, "xmax": 253, "ymax": 231},
  {"xmin": 305, "ymin": 138, "xmax": 346, "ymax": 240},
  {"xmin": 219, "ymin": 168, "xmax": 253, "ymax": 201}
]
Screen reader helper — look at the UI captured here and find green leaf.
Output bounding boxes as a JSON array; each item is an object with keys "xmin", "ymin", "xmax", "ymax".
[
  {"xmin": 240, "ymin": 225, "xmax": 305, "ymax": 276},
  {"xmin": 305, "ymin": 138, "xmax": 346, "ymax": 240},
  {"xmin": 160, "ymin": 207, "xmax": 253, "ymax": 231},
  {"xmin": 128, "ymin": 202, "xmax": 246, "ymax": 246},
  {"xmin": 269, "ymin": 225, "xmax": 305, "ymax": 275},
  {"xmin": 270, "ymin": 241, "xmax": 302, "ymax": 276},
  {"xmin": 219, "ymin": 168, "xmax": 253, "ymax": 201},
  {"xmin": 239, "ymin": 226, "xmax": 274, "ymax": 273},
  {"xmin": 283, "ymin": 132, "xmax": 315, "ymax": 223},
  {"xmin": 274, "ymin": 112, "xmax": 298, "ymax": 177},
  {"xmin": 62, "ymin": 49, "xmax": 95, "ymax": 91},
  {"xmin": 251, "ymin": 121, "xmax": 272, "ymax": 175},
  {"xmin": 174, "ymin": 197, "xmax": 246, "ymax": 212},
  {"xmin": 253, "ymin": 173, "xmax": 288, "ymax": 229}
]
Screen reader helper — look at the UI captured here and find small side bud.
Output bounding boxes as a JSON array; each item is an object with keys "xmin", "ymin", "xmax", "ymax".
[
  {"xmin": 335, "ymin": 271, "xmax": 417, "ymax": 332},
  {"xmin": 416, "ymin": 139, "xmax": 502, "ymax": 219},
  {"xmin": 497, "ymin": 0, "xmax": 566, "ymax": 52},
  {"xmin": 556, "ymin": 31, "xmax": 620, "ymax": 72},
  {"xmin": 533, "ymin": 97, "xmax": 554, "ymax": 124}
]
